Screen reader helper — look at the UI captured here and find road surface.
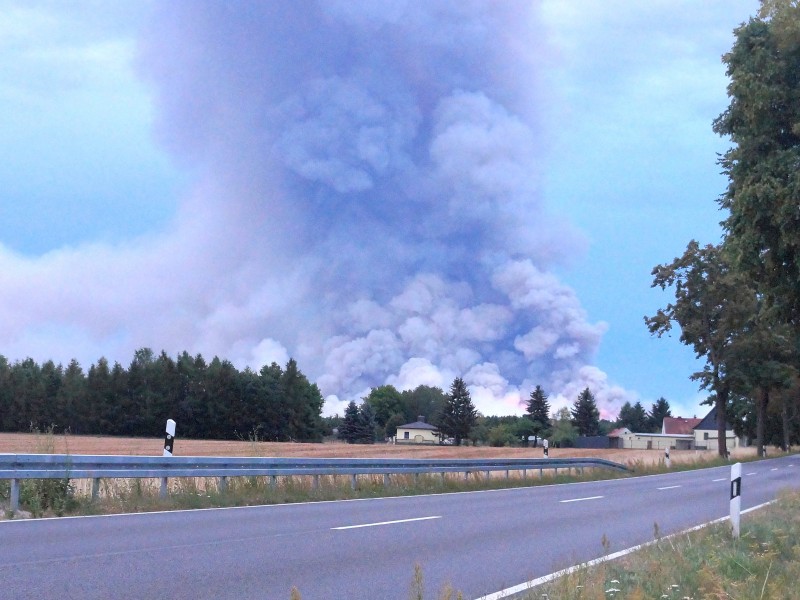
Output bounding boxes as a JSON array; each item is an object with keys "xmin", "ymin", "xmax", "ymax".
[{"xmin": 1, "ymin": 454, "xmax": 798, "ymax": 599}]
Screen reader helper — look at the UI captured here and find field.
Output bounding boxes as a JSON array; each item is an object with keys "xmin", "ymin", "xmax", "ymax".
[{"xmin": 0, "ymin": 432, "xmax": 758, "ymax": 466}]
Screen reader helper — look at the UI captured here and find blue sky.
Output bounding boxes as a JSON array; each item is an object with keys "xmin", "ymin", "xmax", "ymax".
[{"xmin": 0, "ymin": 1, "xmax": 760, "ymax": 420}]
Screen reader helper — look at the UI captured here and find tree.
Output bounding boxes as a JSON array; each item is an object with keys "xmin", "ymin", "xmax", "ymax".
[
  {"xmin": 617, "ymin": 401, "xmax": 648, "ymax": 433},
  {"xmin": 399, "ymin": 385, "xmax": 447, "ymax": 425},
  {"xmin": 339, "ymin": 400, "xmax": 361, "ymax": 444},
  {"xmin": 715, "ymin": 1, "xmax": 800, "ymax": 333},
  {"xmin": 550, "ymin": 407, "xmax": 578, "ymax": 448},
  {"xmin": 363, "ymin": 385, "xmax": 404, "ymax": 429},
  {"xmin": 647, "ymin": 397, "xmax": 672, "ymax": 432},
  {"xmin": 646, "ymin": 241, "xmax": 756, "ymax": 457},
  {"xmin": 571, "ymin": 388, "xmax": 600, "ymax": 436},
  {"xmin": 525, "ymin": 385, "xmax": 551, "ymax": 443},
  {"xmin": 438, "ymin": 378, "xmax": 477, "ymax": 446}
]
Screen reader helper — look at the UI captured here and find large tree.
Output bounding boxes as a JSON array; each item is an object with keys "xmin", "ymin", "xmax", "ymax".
[
  {"xmin": 525, "ymin": 385, "xmax": 551, "ymax": 442},
  {"xmin": 715, "ymin": 0, "xmax": 800, "ymax": 334},
  {"xmin": 438, "ymin": 377, "xmax": 477, "ymax": 446},
  {"xmin": 646, "ymin": 241, "xmax": 756, "ymax": 457},
  {"xmin": 571, "ymin": 388, "xmax": 601, "ymax": 436}
]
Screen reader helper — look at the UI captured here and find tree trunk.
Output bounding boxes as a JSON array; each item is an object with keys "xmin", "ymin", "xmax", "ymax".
[
  {"xmin": 716, "ymin": 388, "xmax": 729, "ymax": 459},
  {"xmin": 756, "ymin": 387, "xmax": 769, "ymax": 458},
  {"xmin": 782, "ymin": 395, "xmax": 791, "ymax": 452}
]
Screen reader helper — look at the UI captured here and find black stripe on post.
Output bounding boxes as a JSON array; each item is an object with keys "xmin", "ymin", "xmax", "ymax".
[{"xmin": 730, "ymin": 476, "xmax": 741, "ymax": 500}]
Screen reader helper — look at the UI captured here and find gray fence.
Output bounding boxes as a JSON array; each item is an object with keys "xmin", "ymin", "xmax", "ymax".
[{"xmin": 0, "ymin": 454, "xmax": 629, "ymax": 512}]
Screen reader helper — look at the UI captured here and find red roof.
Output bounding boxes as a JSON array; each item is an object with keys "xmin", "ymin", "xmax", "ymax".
[
  {"xmin": 662, "ymin": 417, "xmax": 702, "ymax": 435},
  {"xmin": 608, "ymin": 428, "xmax": 630, "ymax": 437}
]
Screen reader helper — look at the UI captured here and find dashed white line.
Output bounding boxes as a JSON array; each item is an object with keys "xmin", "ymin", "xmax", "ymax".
[
  {"xmin": 331, "ymin": 516, "xmax": 441, "ymax": 530},
  {"xmin": 559, "ymin": 495, "xmax": 604, "ymax": 504},
  {"xmin": 747, "ymin": 472, "xmax": 757, "ymax": 476},
  {"xmin": 771, "ymin": 468, "xmax": 778, "ymax": 471},
  {"xmin": 657, "ymin": 485, "xmax": 682, "ymax": 490},
  {"xmin": 712, "ymin": 478, "xmax": 727, "ymax": 482}
]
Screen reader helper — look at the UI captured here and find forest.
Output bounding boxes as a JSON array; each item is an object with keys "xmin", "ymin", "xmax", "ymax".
[{"xmin": 0, "ymin": 348, "xmax": 325, "ymax": 442}]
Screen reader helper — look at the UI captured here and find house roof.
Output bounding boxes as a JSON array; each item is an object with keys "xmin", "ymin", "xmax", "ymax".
[
  {"xmin": 608, "ymin": 427, "xmax": 631, "ymax": 437},
  {"xmin": 693, "ymin": 406, "xmax": 733, "ymax": 432},
  {"xmin": 397, "ymin": 420, "xmax": 438, "ymax": 431},
  {"xmin": 663, "ymin": 417, "xmax": 702, "ymax": 435}
]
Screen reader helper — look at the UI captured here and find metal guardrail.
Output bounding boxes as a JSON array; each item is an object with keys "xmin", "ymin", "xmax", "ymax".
[{"xmin": 0, "ymin": 454, "xmax": 629, "ymax": 512}]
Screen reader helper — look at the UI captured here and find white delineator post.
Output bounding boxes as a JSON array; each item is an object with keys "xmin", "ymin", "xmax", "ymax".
[
  {"xmin": 543, "ymin": 438, "xmax": 549, "ymax": 458},
  {"xmin": 161, "ymin": 419, "xmax": 176, "ymax": 498},
  {"xmin": 665, "ymin": 447, "xmax": 671, "ymax": 468},
  {"xmin": 163, "ymin": 419, "xmax": 176, "ymax": 457},
  {"xmin": 730, "ymin": 462, "xmax": 742, "ymax": 538}
]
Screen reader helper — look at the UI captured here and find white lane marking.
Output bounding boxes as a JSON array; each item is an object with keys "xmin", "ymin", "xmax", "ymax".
[
  {"xmin": 747, "ymin": 472, "xmax": 757, "ymax": 476},
  {"xmin": 771, "ymin": 468, "xmax": 778, "ymax": 471},
  {"xmin": 559, "ymin": 495, "xmax": 604, "ymax": 504},
  {"xmin": 331, "ymin": 516, "xmax": 441, "ymax": 530},
  {"xmin": 657, "ymin": 485, "xmax": 681, "ymax": 490},
  {"xmin": 474, "ymin": 501, "xmax": 777, "ymax": 600},
  {"xmin": 712, "ymin": 478, "xmax": 726, "ymax": 482}
]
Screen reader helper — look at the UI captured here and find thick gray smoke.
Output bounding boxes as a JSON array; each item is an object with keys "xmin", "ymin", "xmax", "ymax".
[{"xmin": 129, "ymin": 0, "xmax": 632, "ymax": 416}]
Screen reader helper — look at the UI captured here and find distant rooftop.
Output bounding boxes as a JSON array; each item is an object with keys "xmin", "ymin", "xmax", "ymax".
[{"xmin": 663, "ymin": 416, "xmax": 702, "ymax": 435}]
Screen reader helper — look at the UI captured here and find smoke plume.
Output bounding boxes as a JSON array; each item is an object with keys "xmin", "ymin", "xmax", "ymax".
[{"xmin": 0, "ymin": 1, "xmax": 636, "ymax": 418}]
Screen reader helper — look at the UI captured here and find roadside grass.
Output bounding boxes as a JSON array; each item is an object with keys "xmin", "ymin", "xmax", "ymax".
[{"xmin": 526, "ymin": 489, "xmax": 800, "ymax": 600}]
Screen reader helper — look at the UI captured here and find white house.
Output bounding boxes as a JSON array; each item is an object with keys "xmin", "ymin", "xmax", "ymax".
[{"xmin": 395, "ymin": 416, "xmax": 440, "ymax": 445}]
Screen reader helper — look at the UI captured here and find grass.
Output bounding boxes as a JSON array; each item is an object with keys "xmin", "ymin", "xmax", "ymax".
[{"xmin": 525, "ymin": 489, "xmax": 800, "ymax": 600}]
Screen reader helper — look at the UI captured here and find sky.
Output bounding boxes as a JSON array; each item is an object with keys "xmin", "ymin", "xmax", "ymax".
[{"xmin": 0, "ymin": 0, "xmax": 761, "ymax": 421}]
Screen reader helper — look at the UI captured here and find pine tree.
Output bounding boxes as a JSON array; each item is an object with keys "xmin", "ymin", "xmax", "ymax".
[
  {"xmin": 525, "ymin": 385, "xmax": 551, "ymax": 441},
  {"xmin": 438, "ymin": 377, "xmax": 477, "ymax": 446},
  {"xmin": 647, "ymin": 397, "xmax": 672, "ymax": 432},
  {"xmin": 571, "ymin": 388, "xmax": 600, "ymax": 436},
  {"xmin": 339, "ymin": 400, "xmax": 361, "ymax": 444}
]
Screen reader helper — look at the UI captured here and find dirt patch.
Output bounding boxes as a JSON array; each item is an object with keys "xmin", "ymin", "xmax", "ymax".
[{"xmin": 0, "ymin": 433, "xmax": 757, "ymax": 466}]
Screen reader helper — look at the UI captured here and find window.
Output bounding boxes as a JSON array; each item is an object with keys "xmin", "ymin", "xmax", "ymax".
[
  {"xmin": 404, "ymin": 431, "xmax": 410, "ymax": 439},
  {"xmin": 704, "ymin": 432, "xmax": 709, "ymax": 440}
]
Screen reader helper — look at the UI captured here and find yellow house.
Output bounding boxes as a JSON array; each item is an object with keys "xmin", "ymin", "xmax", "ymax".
[{"xmin": 395, "ymin": 416, "xmax": 440, "ymax": 445}]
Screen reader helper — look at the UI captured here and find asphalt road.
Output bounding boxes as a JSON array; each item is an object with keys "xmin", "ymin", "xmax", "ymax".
[{"xmin": 1, "ymin": 455, "xmax": 798, "ymax": 599}]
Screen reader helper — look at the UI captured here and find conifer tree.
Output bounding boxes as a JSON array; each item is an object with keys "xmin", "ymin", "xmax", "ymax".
[
  {"xmin": 525, "ymin": 385, "xmax": 551, "ymax": 441},
  {"xmin": 571, "ymin": 388, "xmax": 600, "ymax": 436},
  {"xmin": 438, "ymin": 377, "xmax": 477, "ymax": 446}
]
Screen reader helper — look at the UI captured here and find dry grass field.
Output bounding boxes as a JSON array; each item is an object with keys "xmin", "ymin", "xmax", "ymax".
[{"xmin": 0, "ymin": 432, "xmax": 758, "ymax": 466}]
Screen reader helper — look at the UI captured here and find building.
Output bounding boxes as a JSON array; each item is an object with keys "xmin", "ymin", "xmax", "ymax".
[
  {"xmin": 395, "ymin": 416, "xmax": 440, "ymax": 445},
  {"xmin": 610, "ymin": 407, "xmax": 740, "ymax": 451},
  {"xmin": 692, "ymin": 406, "xmax": 740, "ymax": 451}
]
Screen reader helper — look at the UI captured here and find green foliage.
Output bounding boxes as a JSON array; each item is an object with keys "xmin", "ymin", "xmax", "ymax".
[
  {"xmin": 438, "ymin": 378, "xmax": 477, "ymax": 446},
  {"xmin": 487, "ymin": 424, "xmax": 516, "ymax": 447},
  {"xmin": 618, "ymin": 401, "xmax": 649, "ymax": 433},
  {"xmin": 647, "ymin": 397, "xmax": 672, "ymax": 432},
  {"xmin": 400, "ymin": 385, "xmax": 447, "ymax": 425},
  {"xmin": 550, "ymin": 406, "xmax": 578, "ymax": 447},
  {"xmin": 525, "ymin": 385, "xmax": 551, "ymax": 440},
  {"xmin": 0, "ymin": 350, "xmax": 326, "ymax": 442},
  {"xmin": 339, "ymin": 400, "xmax": 377, "ymax": 444},
  {"xmin": 571, "ymin": 388, "xmax": 600, "ymax": 436},
  {"xmin": 363, "ymin": 385, "xmax": 404, "ymax": 428}
]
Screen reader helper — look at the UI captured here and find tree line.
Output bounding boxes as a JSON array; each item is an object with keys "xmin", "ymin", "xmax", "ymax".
[
  {"xmin": 646, "ymin": 1, "xmax": 800, "ymax": 457},
  {"xmin": 336, "ymin": 381, "xmax": 677, "ymax": 448},
  {"xmin": 0, "ymin": 349, "xmax": 326, "ymax": 441}
]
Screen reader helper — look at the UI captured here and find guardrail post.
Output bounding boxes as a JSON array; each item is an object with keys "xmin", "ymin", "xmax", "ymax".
[
  {"xmin": 350, "ymin": 474, "xmax": 357, "ymax": 490},
  {"xmin": 219, "ymin": 476, "xmax": 228, "ymax": 493},
  {"xmin": 505, "ymin": 469, "xmax": 510, "ymax": 479},
  {"xmin": 160, "ymin": 477, "xmax": 168, "ymax": 498},
  {"xmin": 522, "ymin": 468, "xmax": 527, "ymax": 480},
  {"xmin": 91, "ymin": 478, "xmax": 101, "ymax": 501},
  {"xmin": 10, "ymin": 478, "xmax": 19, "ymax": 512},
  {"xmin": 383, "ymin": 474, "xmax": 390, "ymax": 487},
  {"xmin": 270, "ymin": 475, "xmax": 277, "ymax": 490},
  {"xmin": 464, "ymin": 471, "xmax": 469, "ymax": 481},
  {"xmin": 485, "ymin": 470, "xmax": 490, "ymax": 480},
  {"xmin": 313, "ymin": 475, "xmax": 320, "ymax": 491}
]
